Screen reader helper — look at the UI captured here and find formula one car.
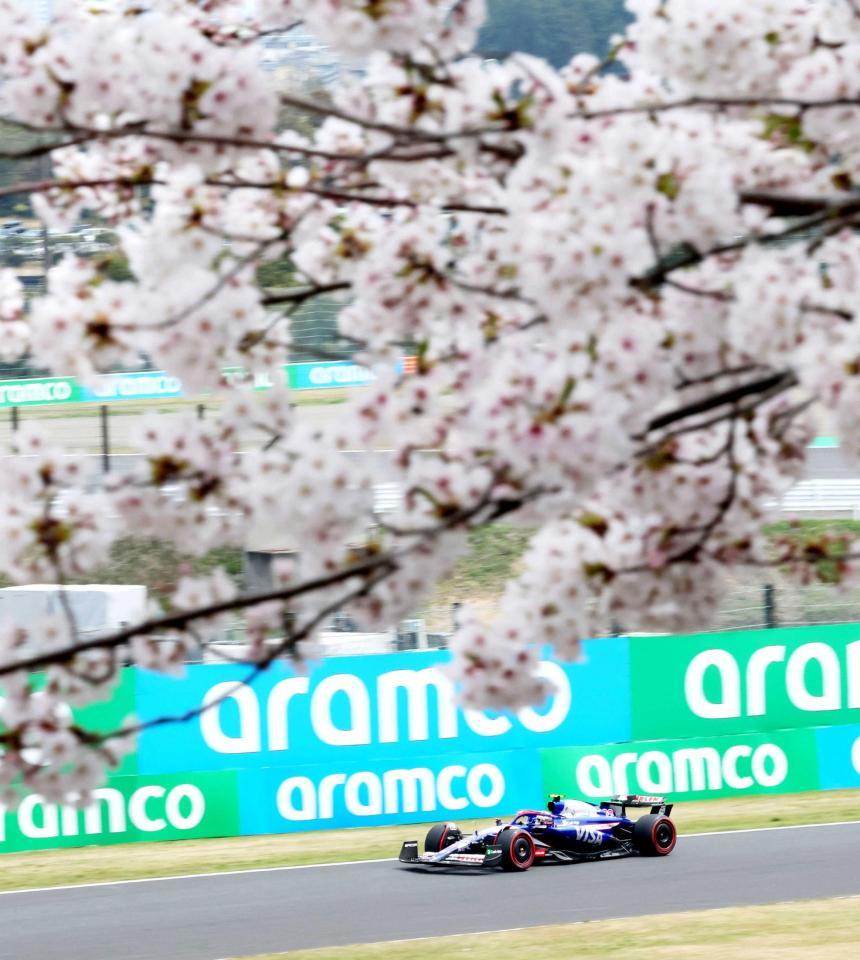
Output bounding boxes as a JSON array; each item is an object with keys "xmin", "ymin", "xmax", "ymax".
[{"xmin": 398, "ymin": 794, "xmax": 676, "ymax": 871}]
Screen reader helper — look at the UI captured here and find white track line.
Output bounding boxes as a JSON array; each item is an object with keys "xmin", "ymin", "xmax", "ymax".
[
  {"xmin": 0, "ymin": 856, "xmax": 397, "ymax": 897},
  {"xmin": 2, "ymin": 819, "xmax": 859, "ymax": 897},
  {"xmin": 684, "ymin": 818, "xmax": 860, "ymax": 838}
]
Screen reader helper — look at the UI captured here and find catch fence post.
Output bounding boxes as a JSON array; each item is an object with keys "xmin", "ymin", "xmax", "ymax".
[
  {"xmin": 451, "ymin": 602, "xmax": 462, "ymax": 631},
  {"xmin": 10, "ymin": 406, "xmax": 18, "ymax": 432},
  {"xmin": 764, "ymin": 583, "xmax": 777, "ymax": 629},
  {"xmin": 100, "ymin": 404, "xmax": 110, "ymax": 473}
]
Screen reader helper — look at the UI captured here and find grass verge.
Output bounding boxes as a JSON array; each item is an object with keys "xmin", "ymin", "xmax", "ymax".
[
  {"xmin": 234, "ymin": 897, "xmax": 860, "ymax": 960},
  {"xmin": 0, "ymin": 788, "xmax": 857, "ymax": 893},
  {"xmin": 5, "ymin": 388, "xmax": 349, "ymax": 422}
]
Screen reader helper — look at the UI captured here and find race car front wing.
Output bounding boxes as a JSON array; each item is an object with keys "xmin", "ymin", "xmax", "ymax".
[{"xmin": 398, "ymin": 840, "xmax": 504, "ymax": 868}]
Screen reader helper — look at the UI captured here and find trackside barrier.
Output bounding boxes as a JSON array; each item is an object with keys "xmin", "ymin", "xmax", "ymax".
[
  {"xmin": 541, "ymin": 729, "xmax": 821, "ymax": 802},
  {"xmin": 0, "ymin": 358, "xmax": 418, "ymax": 409},
  {"xmin": 1, "ymin": 625, "xmax": 859, "ymax": 852},
  {"xmin": 0, "ymin": 772, "xmax": 238, "ymax": 853}
]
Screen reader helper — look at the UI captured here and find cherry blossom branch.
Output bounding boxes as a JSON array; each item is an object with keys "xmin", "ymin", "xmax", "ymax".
[
  {"xmin": 670, "ymin": 416, "xmax": 740, "ymax": 563},
  {"xmin": 665, "ymin": 277, "xmax": 732, "ymax": 301},
  {"xmin": 575, "ymin": 95, "xmax": 860, "ymax": 121},
  {"xmin": 98, "ymin": 561, "xmax": 398, "ymax": 747},
  {"xmin": 0, "ymin": 476, "xmax": 526, "ymax": 680},
  {"xmin": 445, "ymin": 275, "xmax": 537, "ymax": 304},
  {"xmin": 0, "ymin": 552, "xmax": 395, "ymax": 678},
  {"xmin": 633, "ymin": 204, "xmax": 855, "ymax": 292},
  {"xmin": 674, "ymin": 364, "xmax": 767, "ymax": 390},
  {"xmin": 640, "ymin": 370, "xmax": 798, "ymax": 438},
  {"xmin": 772, "ymin": 398, "xmax": 816, "ymax": 440},
  {"xmin": 0, "ymin": 117, "xmax": 362, "ymax": 164},
  {"xmin": 0, "ymin": 129, "xmax": 101, "ymax": 160},
  {"xmin": 0, "ymin": 177, "xmax": 153, "ymax": 200},
  {"xmin": 739, "ymin": 190, "xmax": 860, "ymax": 218},
  {"xmin": 203, "ymin": 22, "xmax": 304, "ymax": 47},
  {"xmin": 278, "ymin": 92, "xmax": 509, "ymax": 143},
  {"xmin": 0, "ymin": 174, "xmax": 507, "ymax": 221},
  {"xmin": 801, "ymin": 303, "xmax": 854, "ymax": 322},
  {"xmin": 0, "ymin": 121, "xmax": 512, "ymax": 171},
  {"xmin": 298, "ymin": 185, "xmax": 506, "ymax": 215},
  {"xmin": 261, "ymin": 282, "xmax": 351, "ymax": 306},
  {"xmin": 0, "ymin": 104, "xmax": 513, "ymax": 172}
]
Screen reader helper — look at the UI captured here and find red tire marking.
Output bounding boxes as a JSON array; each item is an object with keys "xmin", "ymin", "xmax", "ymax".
[
  {"xmin": 651, "ymin": 818, "xmax": 677, "ymax": 855},
  {"xmin": 512, "ymin": 830, "xmax": 535, "ymax": 869},
  {"xmin": 438, "ymin": 825, "xmax": 449, "ymax": 851}
]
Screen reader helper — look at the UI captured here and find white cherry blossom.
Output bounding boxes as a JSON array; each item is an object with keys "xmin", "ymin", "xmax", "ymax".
[{"xmin": 1, "ymin": 0, "xmax": 860, "ymax": 795}]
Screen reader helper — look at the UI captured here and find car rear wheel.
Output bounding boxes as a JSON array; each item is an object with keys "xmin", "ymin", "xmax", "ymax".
[
  {"xmin": 632, "ymin": 815, "xmax": 677, "ymax": 856},
  {"xmin": 499, "ymin": 828, "xmax": 536, "ymax": 871},
  {"xmin": 424, "ymin": 822, "xmax": 461, "ymax": 853}
]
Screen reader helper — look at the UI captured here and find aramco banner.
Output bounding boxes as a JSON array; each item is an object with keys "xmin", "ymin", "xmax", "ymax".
[
  {"xmin": 0, "ymin": 357, "xmax": 419, "ymax": 408},
  {"xmin": 1, "ymin": 625, "xmax": 859, "ymax": 852},
  {"xmin": 0, "ymin": 773, "xmax": 237, "ymax": 853},
  {"xmin": 629, "ymin": 623, "xmax": 860, "ymax": 739},
  {"xmin": 134, "ymin": 640, "xmax": 628, "ymax": 832}
]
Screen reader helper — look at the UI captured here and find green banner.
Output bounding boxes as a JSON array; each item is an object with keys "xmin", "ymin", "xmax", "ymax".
[
  {"xmin": 74, "ymin": 668, "xmax": 138, "ymax": 775},
  {"xmin": 0, "ymin": 771, "xmax": 238, "ymax": 853},
  {"xmin": 540, "ymin": 728, "xmax": 820, "ymax": 802},
  {"xmin": 630, "ymin": 624, "xmax": 860, "ymax": 740},
  {"xmin": 0, "ymin": 377, "xmax": 80, "ymax": 407}
]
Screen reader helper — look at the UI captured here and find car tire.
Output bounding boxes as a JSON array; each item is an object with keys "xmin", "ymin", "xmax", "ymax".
[
  {"xmin": 499, "ymin": 828, "xmax": 536, "ymax": 871},
  {"xmin": 632, "ymin": 815, "xmax": 677, "ymax": 856},
  {"xmin": 424, "ymin": 822, "xmax": 461, "ymax": 853}
]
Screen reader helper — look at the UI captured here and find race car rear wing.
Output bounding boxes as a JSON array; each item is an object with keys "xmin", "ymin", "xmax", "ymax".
[{"xmin": 599, "ymin": 794, "xmax": 674, "ymax": 817}]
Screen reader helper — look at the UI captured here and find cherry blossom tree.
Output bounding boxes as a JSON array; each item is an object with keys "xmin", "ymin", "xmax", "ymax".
[{"xmin": 0, "ymin": 0, "xmax": 859, "ymax": 802}]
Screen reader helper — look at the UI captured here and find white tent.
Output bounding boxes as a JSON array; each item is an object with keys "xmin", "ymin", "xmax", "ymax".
[{"xmin": 0, "ymin": 584, "xmax": 147, "ymax": 636}]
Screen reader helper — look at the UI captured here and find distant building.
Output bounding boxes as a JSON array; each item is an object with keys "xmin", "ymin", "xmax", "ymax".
[{"xmin": 260, "ymin": 29, "xmax": 360, "ymax": 87}]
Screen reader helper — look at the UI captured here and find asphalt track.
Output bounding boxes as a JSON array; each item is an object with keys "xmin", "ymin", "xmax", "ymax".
[{"xmin": 1, "ymin": 822, "xmax": 858, "ymax": 960}]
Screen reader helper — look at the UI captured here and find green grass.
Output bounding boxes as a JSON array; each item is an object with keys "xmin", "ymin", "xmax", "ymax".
[
  {"xmin": 436, "ymin": 519, "xmax": 860, "ymax": 600},
  {"xmin": 70, "ymin": 536, "xmax": 243, "ymax": 603},
  {"xmin": 236, "ymin": 897, "xmax": 860, "ymax": 960},
  {"xmin": 422, "ymin": 524, "xmax": 532, "ymax": 622},
  {"xmin": 0, "ymin": 534, "xmax": 244, "ymax": 601},
  {"xmin": 423, "ymin": 519, "xmax": 860, "ymax": 631},
  {"xmin": 0, "ymin": 788, "xmax": 856, "ymax": 893},
  {"xmin": 444, "ymin": 525, "xmax": 533, "ymax": 594},
  {"xmin": 764, "ymin": 519, "xmax": 860, "ymax": 537}
]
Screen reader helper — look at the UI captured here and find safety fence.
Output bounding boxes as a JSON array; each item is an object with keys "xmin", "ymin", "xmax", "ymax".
[
  {"xmin": 0, "ymin": 359, "xmax": 416, "ymax": 465},
  {"xmin": 2, "ymin": 623, "xmax": 859, "ymax": 853}
]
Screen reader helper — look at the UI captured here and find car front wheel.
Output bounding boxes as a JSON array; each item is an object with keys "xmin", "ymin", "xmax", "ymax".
[
  {"xmin": 499, "ymin": 828, "xmax": 536, "ymax": 871},
  {"xmin": 424, "ymin": 822, "xmax": 461, "ymax": 853}
]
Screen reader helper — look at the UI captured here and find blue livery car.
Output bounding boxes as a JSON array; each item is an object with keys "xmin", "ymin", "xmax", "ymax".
[{"xmin": 398, "ymin": 794, "xmax": 677, "ymax": 871}]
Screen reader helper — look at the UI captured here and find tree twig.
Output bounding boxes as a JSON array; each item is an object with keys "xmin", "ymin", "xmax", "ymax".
[{"xmin": 639, "ymin": 370, "xmax": 798, "ymax": 439}]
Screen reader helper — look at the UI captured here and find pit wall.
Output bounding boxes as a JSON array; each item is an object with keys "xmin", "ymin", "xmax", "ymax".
[{"xmin": 2, "ymin": 624, "xmax": 859, "ymax": 853}]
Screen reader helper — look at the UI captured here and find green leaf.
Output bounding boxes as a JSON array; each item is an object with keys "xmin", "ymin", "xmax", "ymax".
[
  {"xmin": 656, "ymin": 171, "xmax": 681, "ymax": 201},
  {"xmin": 578, "ymin": 512, "xmax": 609, "ymax": 537},
  {"xmin": 761, "ymin": 113, "xmax": 817, "ymax": 153}
]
